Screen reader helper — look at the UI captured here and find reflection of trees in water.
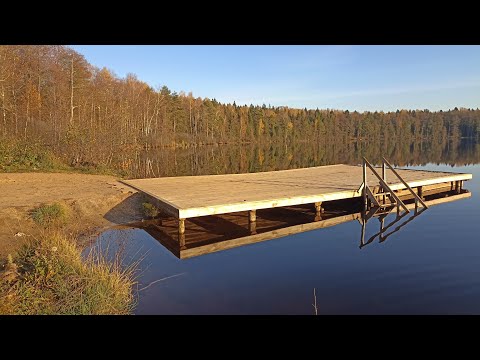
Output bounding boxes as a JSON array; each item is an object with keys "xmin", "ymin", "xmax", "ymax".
[{"xmin": 117, "ymin": 139, "xmax": 480, "ymax": 179}]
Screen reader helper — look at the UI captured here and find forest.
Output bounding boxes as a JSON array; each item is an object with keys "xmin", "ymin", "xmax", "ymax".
[{"xmin": 1, "ymin": 45, "xmax": 480, "ymax": 175}]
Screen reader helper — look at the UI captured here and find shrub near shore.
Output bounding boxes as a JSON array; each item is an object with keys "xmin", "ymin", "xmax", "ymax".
[{"xmin": 0, "ymin": 232, "xmax": 137, "ymax": 315}]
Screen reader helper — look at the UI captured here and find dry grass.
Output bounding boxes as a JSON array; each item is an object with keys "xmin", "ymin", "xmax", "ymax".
[
  {"xmin": 31, "ymin": 203, "xmax": 69, "ymax": 227},
  {"xmin": 0, "ymin": 231, "xmax": 137, "ymax": 315}
]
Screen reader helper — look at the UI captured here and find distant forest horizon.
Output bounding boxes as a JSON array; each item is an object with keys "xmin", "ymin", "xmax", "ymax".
[{"xmin": 1, "ymin": 45, "xmax": 479, "ymax": 172}]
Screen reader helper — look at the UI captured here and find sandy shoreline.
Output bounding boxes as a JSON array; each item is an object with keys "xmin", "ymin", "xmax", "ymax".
[{"xmin": 0, "ymin": 172, "xmax": 143, "ymax": 258}]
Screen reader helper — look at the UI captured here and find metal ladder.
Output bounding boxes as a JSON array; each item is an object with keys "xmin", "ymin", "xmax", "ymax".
[
  {"xmin": 357, "ymin": 157, "xmax": 429, "ymax": 248},
  {"xmin": 358, "ymin": 157, "xmax": 428, "ymax": 215}
]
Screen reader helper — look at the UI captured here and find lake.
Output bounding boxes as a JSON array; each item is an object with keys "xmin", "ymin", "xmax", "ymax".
[{"xmin": 94, "ymin": 140, "xmax": 480, "ymax": 314}]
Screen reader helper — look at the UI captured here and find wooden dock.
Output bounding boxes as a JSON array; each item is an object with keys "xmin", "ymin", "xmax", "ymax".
[{"xmin": 122, "ymin": 163, "xmax": 472, "ymax": 246}]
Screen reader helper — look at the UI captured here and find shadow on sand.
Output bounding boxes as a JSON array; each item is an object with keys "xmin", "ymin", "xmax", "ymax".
[{"xmin": 104, "ymin": 192, "xmax": 145, "ymax": 225}]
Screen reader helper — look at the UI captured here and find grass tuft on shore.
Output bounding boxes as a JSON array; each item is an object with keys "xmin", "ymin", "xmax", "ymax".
[
  {"xmin": 31, "ymin": 203, "xmax": 69, "ymax": 227},
  {"xmin": 0, "ymin": 232, "xmax": 136, "ymax": 315},
  {"xmin": 142, "ymin": 202, "xmax": 160, "ymax": 218}
]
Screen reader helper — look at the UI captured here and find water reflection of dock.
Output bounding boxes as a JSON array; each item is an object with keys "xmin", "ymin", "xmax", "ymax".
[{"xmin": 123, "ymin": 191, "xmax": 471, "ymax": 259}]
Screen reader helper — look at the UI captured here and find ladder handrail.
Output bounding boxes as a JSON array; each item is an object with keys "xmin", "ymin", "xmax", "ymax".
[
  {"xmin": 363, "ymin": 157, "xmax": 410, "ymax": 213},
  {"xmin": 365, "ymin": 185, "xmax": 380, "ymax": 207},
  {"xmin": 358, "ymin": 156, "xmax": 430, "ymax": 249},
  {"xmin": 382, "ymin": 157, "xmax": 428, "ymax": 209},
  {"xmin": 364, "ymin": 205, "xmax": 381, "ymax": 222}
]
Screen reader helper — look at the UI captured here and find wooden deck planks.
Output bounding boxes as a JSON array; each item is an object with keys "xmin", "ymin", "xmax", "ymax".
[{"xmin": 122, "ymin": 164, "xmax": 472, "ymax": 219}]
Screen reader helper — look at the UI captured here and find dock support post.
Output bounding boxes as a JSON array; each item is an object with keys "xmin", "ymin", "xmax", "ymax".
[
  {"xmin": 454, "ymin": 181, "xmax": 460, "ymax": 194},
  {"xmin": 417, "ymin": 186, "xmax": 424, "ymax": 200},
  {"xmin": 248, "ymin": 210, "xmax": 257, "ymax": 235},
  {"xmin": 178, "ymin": 218, "xmax": 185, "ymax": 248},
  {"xmin": 249, "ymin": 210, "xmax": 256, "ymax": 223},
  {"xmin": 314, "ymin": 202, "xmax": 323, "ymax": 221},
  {"xmin": 315, "ymin": 205, "xmax": 321, "ymax": 221},
  {"xmin": 315, "ymin": 202, "xmax": 323, "ymax": 214},
  {"xmin": 249, "ymin": 221, "xmax": 257, "ymax": 234}
]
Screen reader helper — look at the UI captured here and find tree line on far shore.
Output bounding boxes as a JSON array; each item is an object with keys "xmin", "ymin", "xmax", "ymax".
[{"xmin": 1, "ymin": 45, "xmax": 479, "ymax": 169}]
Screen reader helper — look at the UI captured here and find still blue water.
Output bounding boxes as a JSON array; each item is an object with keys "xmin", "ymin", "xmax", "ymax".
[{"xmin": 96, "ymin": 164, "xmax": 479, "ymax": 314}]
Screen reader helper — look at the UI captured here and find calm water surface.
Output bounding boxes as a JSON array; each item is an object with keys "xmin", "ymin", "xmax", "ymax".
[{"xmin": 95, "ymin": 158, "xmax": 480, "ymax": 314}]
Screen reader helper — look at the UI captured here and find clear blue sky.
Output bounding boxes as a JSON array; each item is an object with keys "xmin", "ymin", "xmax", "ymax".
[{"xmin": 70, "ymin": 45, "xmax": 480, "ymax": 112}]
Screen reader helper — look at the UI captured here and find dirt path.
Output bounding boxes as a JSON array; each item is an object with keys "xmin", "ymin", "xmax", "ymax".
[{"xmin": 0, "ymin": 172, "xmax": 144, "ymax": 258}]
